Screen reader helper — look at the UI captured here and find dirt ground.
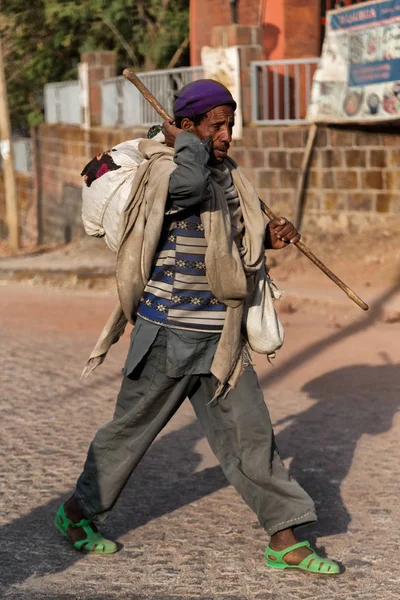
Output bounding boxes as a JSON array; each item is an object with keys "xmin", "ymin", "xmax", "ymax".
[
  {"xmin": 1, "ymin": 281, "xmax": 399, "ymax": 600},
  {"xmin": 1, "ymin": 216, "xmax": 398, "ymax": 276},
  {"xmin": 1, "ymin": 219, "xmax": 398, "ymax": 289},
  {"xmin": 273, "ymin": 224, "xmax": 398, "ymax": 287}
]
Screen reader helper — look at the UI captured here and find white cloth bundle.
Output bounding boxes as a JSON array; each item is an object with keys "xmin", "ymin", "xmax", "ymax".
[
  {"xmin": 243, "ymin": 258, "xmax": 284, "ymax": 356},
  {"xmin": 81, "ymin": 134, "xmax": 164, "ymax": 252}
]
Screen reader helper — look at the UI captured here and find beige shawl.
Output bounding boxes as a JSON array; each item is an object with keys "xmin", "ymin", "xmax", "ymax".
[{"xmin": 82, "ymin": 139, "xmax": 265, "ymax": 396}]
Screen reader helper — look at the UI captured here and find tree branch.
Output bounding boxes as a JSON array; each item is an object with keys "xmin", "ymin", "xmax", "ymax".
[
  {"xmin": 136, "ymin": 1, "xmax": 157, "ymax": 38},
  {"xmin": 100, "ymin": 16, "xmax": 139, "ymax": 68},
  {"xmin": 167, "ymin": 36, "xmax": 189, "ymax": 69},
  {"xmin": 137, "ymin": 0, "xmax": 171, "ymax": 37},
  {"xmin": 157, "ymin": 0, "xmax": 171, "ymax": 32}
]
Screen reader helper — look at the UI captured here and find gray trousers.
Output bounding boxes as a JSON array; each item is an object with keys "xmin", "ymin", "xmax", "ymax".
[{"xmin": 76, "ymin": 331, "xmax": 316, "ymax": 536}]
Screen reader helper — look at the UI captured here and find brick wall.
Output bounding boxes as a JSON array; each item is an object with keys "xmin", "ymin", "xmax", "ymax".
[
  {"xmin": 229, "ymin": 125, "xmax": 400, "ymax": 231},
  {"xmin": 2, "ymin": 123, "xmax": 399, "ymax": 246},
  {"xmin": 190, "ymin": 0, "xmax": 261, "ymax": 65},
  {"xmin": 39, "ymin": 123, "xmax": 400, "ymax": 243},
  {"xmin": 191, "ymin": 0, "xmax": 320, "ymax": 65},
  {"xmin": 0, "ymin": 172, "xmax": 36, "ymax": 246}
]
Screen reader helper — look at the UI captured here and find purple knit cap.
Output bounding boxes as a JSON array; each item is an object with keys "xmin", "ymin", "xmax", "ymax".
[{"xmin": 174, "ymin": 79, "xmax": 237, "ymax": 118}]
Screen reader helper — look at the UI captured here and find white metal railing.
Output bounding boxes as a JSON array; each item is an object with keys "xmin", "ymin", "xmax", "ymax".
[
  {"xmin": 101, "ymin": 66, "xmax": 204, "ymax": 127},
  {"xmin": 251, "ymin": 58, "xmax": 320, "ymax": 125},
  {"xmin": 0, "ymin": 138, "xmax": 33, "ymax": 173},
  {"xmin": 44, "ymin": 80, "xmax": 82, "ymax": 125}
]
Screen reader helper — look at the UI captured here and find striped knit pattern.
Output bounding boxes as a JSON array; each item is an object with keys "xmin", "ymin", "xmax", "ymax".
[{"xmin": 137, "ymin": 214, "xmax": 227, "ymax": 331}]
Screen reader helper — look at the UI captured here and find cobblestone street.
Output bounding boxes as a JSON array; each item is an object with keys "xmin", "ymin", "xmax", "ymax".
[{"xmin": 1, "ymin": 282, "xmax": 399, "ymax": 600}]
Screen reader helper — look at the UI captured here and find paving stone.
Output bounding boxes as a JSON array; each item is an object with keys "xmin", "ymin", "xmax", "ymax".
[{"xmin": 1, "ymin": 284, "xmax": 400, "ymax": 599}]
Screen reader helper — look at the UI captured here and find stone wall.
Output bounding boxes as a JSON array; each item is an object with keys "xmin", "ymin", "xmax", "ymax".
[
  {"xmin": 38, "ymin": 122, "xmax": 400, "ymax": 243},
  {"xmin": 2, "ymin": 122, "xmax": 399, "ymax": 246},
  {"xmin": 229, "ymin": 125, "xmax": 400, "ymax": 232},
  {"xmin": 0, "ymin": 172, "xmax": 36, "ymax": 246}
]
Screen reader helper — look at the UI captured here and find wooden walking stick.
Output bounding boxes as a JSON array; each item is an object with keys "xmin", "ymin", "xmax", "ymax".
[{"xmin": 123, "ymin": 68, "xmax": 369, "ymax": 311}]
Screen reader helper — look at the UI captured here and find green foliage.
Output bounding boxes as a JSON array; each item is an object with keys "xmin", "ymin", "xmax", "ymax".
[{"xmin": 0, "ymin": 0, "xmax": 189, "ymax": 131}]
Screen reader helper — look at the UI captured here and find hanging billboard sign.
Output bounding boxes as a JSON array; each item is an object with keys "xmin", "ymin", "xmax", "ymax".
[{"xmin": 307, "ymin": 0, "xmax": 400, "ymax": 123}]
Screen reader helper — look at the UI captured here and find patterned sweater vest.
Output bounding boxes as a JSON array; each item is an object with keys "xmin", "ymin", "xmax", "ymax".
[{"xmin": 137, "ymin": 213, "xmax": 226, "ymax": 332}]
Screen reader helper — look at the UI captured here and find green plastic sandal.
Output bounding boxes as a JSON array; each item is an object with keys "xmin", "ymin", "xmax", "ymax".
[
  {"xmin": 54, "ymin": 504, "xmax": 118, "ymax": 554},
  {"xmin": 265, "ymin": 541, "xmax": 340, "ymax": 575}
]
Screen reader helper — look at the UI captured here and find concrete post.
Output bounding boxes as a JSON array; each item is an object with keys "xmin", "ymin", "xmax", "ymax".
[
  {"xmin": 209, "ymin": 25, "xmax": 263, "ymax": 126},
  {"xmin": 78, "ymin": 52, "xmax": 117, "ymax": 128}
]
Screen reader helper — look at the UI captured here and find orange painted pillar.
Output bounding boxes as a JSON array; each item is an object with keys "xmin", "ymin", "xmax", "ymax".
[
  {"xmin": 260, "ymin": 0, "xmax": 320, "ymax": 119},
  {"xmin": 261, "ymin": 0, "xmax": 320, "ymax": 60},
  {"xmin": 261, "ymin": 1, "xmax": 285, "ymax": 60}
]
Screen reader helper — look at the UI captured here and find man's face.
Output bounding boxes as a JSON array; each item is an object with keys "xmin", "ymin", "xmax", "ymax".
[{"xmin": 190, "ymin": 105, "xmax": 235, "ymax": 163}]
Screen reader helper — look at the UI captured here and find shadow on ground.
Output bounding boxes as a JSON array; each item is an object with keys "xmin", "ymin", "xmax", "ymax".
[
  {"xmin": 1, "ymin": 281, "xmax": 399, "ymax": 595},
  {"xmin": 259, "ymin": 280, "xmax": 400, "ymax": 390},
  {"xmin": 275, "ymin": 362, "xmax": 400, "ymax": 543},
  {"xmin": 2, "ymin": 361, "xmax": 399, "ymax": 595},
  {"xmin": 0, "ymin": 419, "xmax": 228, "ymax": 595}
]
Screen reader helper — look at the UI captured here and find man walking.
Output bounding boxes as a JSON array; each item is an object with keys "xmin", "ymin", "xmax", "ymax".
[{"xmin": 55, "ymin": 79, "xmax": 339, "ymax": 575}]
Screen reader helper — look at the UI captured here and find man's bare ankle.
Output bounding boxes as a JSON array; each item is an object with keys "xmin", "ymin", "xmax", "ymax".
[
  {"xmin": 269, "ymin": 527, "xmax": 297, "ymax": 550},
  {"xmin": 64, "ymin": 495, "xmax": 85, "ymax": 523}
]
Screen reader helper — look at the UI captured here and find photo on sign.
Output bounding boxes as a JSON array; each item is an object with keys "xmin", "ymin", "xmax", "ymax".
[{"xmin": 307, "ymin": 0, "xmax": 400, "ymax": 124}]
